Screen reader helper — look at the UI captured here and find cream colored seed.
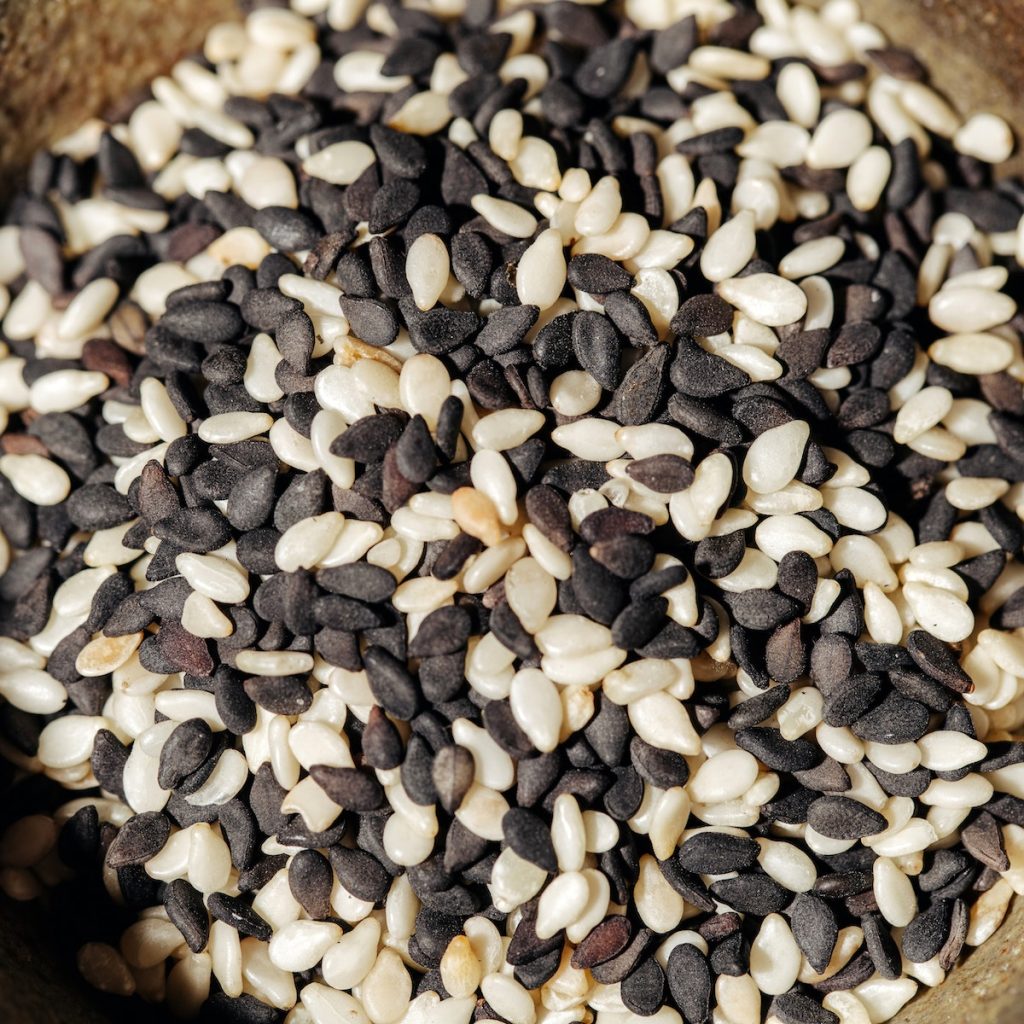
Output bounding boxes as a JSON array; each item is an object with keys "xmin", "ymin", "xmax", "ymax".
[
  {"xmin": 75, "ymin": 633, "xmax": 143, "ymax": 677},
  {"xmin": 439, "ymin": 935, "xmax": 482, "ymax": 999},
  {"xmin": 451, "ymin": 487, "xmax": 504, "ymax": 547}
]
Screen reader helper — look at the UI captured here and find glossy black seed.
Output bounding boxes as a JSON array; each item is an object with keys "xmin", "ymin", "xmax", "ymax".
[
  {"xmin": 604, "ymin": 291, "xmax": 658, "ymax": 347},
  {"xmin": 771, "ymin": 991, "xmax": 839, "ymax": 1024},
  {"xmin": 66, "ymin": 484, "xmax": 133, "ymax": 530},
  {"xmin": 309, "ymin": 765, "xmax": 385, "ymax": 811},
  {"xmin": 57, "ymin": 803, "xmax": 100, "ymax": 869},
  {"xmin": 851, "ymin": 691, "xmax": 930, "ymax": 743},
  {"xmin": 671, "ymin": 293, "xmax": 733, "ymax": 337},
  {"xmin": 671, "ymin": 337, "xmax": 749, "ymax": 397},
  {"xmin": 328, "ymin": 846, "xmax": 391, "ymax": 903},
  {"xmin": 339, "ymin": 297, "xmax": 400, "ymax": 347},
  {"xmin": 362, "ymin": 643, "xmax": 421, "ymax": 716},
  {"xmin": 243, "ymin": 674, "xmax": 313, "ymax": 715},
  {"xmin": 906, "ymin": 630, "xmax": 974, "ymax": 693},
  {"xmin": 525, "ymin": 485, "xmax": 572, "ymax": 551},
  {"xmin": 476, "ymin": 303, "xmax": 538, "ymax": 355},
  {"xmin": 154, "ymin": 507, "xmax": 233, "ymax": 553},
  {"xmin": 625, "ymin": 454, "xmax": 694, "ymax": 494},
  {"xmin": 502, "ymin": 808, "xmax": 557, "ymax": 872},
  {"xmin": 624, "ymin": 734, "xmax": 686, "ymax": 788},
  {"xmin": 158, "ymin": 718, "xmax": 213, "ymax": 790},
  {"xmin": 902, "ymin": 898, "xmax": 953, "ymax": 963},
  {"xmin": 790, "ymin": 893, "xmax": 839, "ymax": 974},
  {"xmin": 666, "ymin": 942, "xmax": 712, "ymax": 1024},
  {"xmin": 106, "ymin": 812, "xmax": 171, "ymax": 868},
  {"xmin": 486, "ymin": 600, "xmax": 535, "ymax": 661},
  {"xmin": 207, "ymin": 892, "xmax": 273, "ymax": 941},
  {"xmin": 360, "ymin": 706, "xmax": 403, "ymax": 771},
  {"xmin": 252, "ymin": 206, "xmax": 320, "ymax": 251},
  {"xmin": 652, "ymin": 857, "xmax": 714, "ymax": 913},
  {"xmin": 960, "ymin": 811, "xmax": 1010, "ymax": 871},
  {"xmin": 590, "ymin": 535, "xmax": 655, "ymax": 580},
  {"xmin": 506, "ymin": 900, "xmax": 564, "ymax": 965},
  {"xmin": 568, "ymin": 254, "xmax": 632, "ymax": 294},
  {"xmin": 712, "ymin": 872, "xmax": 791, "ymax": 915},
  {"xmin": 678, "ymin": 832, "xmax": 758, "ymax": 874},
  {"xmin": 164, "ymin": 879, "xmax": 210, "ymax": 953},
  {"xmin": 794, "ymin": 757, "xmax": 851, "ymax": 793},
  {"xmin": 370, "ymin": 123, "xmax": 428, "ymax": 177},
  {"xmin": 807, "ymin": 796, "xmax": 888, "ymax": 840},
  {"xmin": 621, "ymin": 956, "xmax": 665, "ymax": 1016},
  {"xmin": 728, "ymin": 684, "xmax": 791, "ymax": 729},
  {"xmin": 161, "ymin": 300, "xmax": 243, "ymax": 344},
  {"xmin": 822, "ymin": 673, "xmax": 883, "ymax": 727},
  {"xmin": 91, "ymin": 729, "xmax": 129, "ymax": 799},
  {"xmin": 203, "ymin": 992, "xmax": 280, "ymax": 1024},
  {"xmin": 369, "ymin": 179, "xmax": 420, "ymax": 234},
  {"xmin": 725, "ymin": 589, "xmax": 801, "ymax": 631},
  {"xmin": 736, "ymin": 728, "xmax": 823, "ymax": 771},
  {"xmin": 572, "ymin": 310, "xmax": 621, "ymax": 389},
  {"xmin": 602, "ymin": 766, "xmax": 644, "ymax": 821},
  {"xmin": 286, "ymin": 849, "xmax": 333, "ymax": 921},
  {"xmin": 861, "ymin": 911, "xmax": 902, "ymax": 979},
  {"xmin": 216, "ymin": 799, "xmax": 258, "ymax": 871}
]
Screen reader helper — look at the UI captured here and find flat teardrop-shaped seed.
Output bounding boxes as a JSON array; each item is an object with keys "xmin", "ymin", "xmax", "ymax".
[
  {"xmin": 717, "ymin": 274, "xmax": 808, "ymax": 327},
  {"xmin": 743, "ymin": 420, "xmax": 810, "ymax": 494}
]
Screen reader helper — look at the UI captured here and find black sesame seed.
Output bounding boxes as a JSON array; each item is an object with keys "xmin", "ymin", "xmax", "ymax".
[
  {"xmin": 806, "ymin": 796, "xmax": 888, "ymax": 840},
  {"xmin": 105, "ymin": 812, "xmax": 171, "ymax": 868},
  {"xmin": 164, "ymin": 878, "xmax": 210, "ymax": 953}
]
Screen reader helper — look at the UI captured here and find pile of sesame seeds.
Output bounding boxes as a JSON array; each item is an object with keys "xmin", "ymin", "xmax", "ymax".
[{"xmin": 2, "ymin": 1, "xmax": 1024, "ymax": 1023}]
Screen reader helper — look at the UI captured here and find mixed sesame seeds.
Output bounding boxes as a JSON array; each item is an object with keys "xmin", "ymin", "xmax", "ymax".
[{"xmin": 2, "ymin": 2, "xmax": 1024, "ymax": 1024}]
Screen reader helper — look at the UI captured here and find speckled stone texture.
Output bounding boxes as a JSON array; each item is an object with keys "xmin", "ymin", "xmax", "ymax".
[
  {"xmin": 859, "ymin": 0, "xmax": 1024, "ymax": 178},
  {"xmin": 0, "ymin": 0, "xmax": 238, "ymax": 198},
  {"xmin": 892, "ymin": 898, "xmax": 1024, "ymax": 1024}
]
